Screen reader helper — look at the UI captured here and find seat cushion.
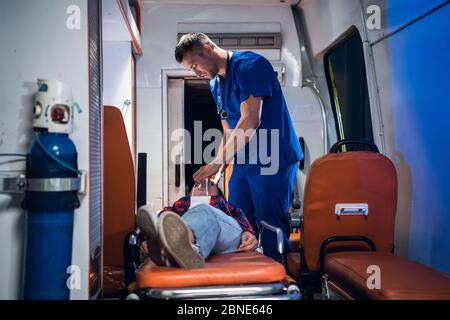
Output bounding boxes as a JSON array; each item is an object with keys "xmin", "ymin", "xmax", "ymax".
[
  {"xmin": 325, "ymin": 251, "xmax": 450, "ymax": 300},
  {"xmin": 136, "ymin": 251, "xmax": 286, "ymax": 289}
]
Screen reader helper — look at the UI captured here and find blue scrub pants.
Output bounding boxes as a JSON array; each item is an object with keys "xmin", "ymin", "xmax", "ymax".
[{"xmin": 228, "ymin": 162, "xmax": 298, "ymax": 262}]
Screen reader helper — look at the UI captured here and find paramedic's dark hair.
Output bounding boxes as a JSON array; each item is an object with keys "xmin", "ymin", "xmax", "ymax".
[{"xmin": 175, "ymin": 33, "xmax": 216, "ymax": 63}]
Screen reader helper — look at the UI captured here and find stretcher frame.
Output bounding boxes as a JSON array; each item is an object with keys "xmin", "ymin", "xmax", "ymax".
[{"xmin": 128, "ymin": 221, "xmax": 301, "ymax": 300}]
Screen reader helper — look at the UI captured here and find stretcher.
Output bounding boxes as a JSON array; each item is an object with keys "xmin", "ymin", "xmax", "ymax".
[
  {"xmin": 104, "ymin": 106, "xmax": 300, "ymax": 299},
  {"xmin": 128, "ymin": 220, "xmax": 301, "ymax": 300}
]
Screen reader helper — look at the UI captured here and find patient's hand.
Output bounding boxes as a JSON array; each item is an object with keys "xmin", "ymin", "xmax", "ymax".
[{"xmin": 237, "ymin": 231, "xmax": 258, "ymax": 252}]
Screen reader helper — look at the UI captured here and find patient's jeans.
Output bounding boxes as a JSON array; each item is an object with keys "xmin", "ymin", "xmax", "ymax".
[{"xmin": 181, "ymin": 203, "xmax": 243, "ymax": 259}]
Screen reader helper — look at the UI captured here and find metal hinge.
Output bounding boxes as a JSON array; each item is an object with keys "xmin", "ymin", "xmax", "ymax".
[{"xmin": 0, "ymin": 174, "xmax": 27, "ymax": 193}]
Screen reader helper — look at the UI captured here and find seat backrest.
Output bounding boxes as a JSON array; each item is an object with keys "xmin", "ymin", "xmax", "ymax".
[
  {"xmin": 302, "ymin": 151, "xmax": 397, "ymax": 271},
  {"xmin": 104, "ymin": 106, "xmax": 136, "ymax": 267}
]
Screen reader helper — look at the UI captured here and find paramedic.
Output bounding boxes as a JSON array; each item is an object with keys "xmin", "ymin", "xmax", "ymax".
[{"xmin": 174, "ymin": 33, "xmax": 303, "ymax": 262}]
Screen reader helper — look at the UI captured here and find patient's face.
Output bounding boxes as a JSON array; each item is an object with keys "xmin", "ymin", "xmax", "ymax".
[{"xmin": 191, "ymin": 180, "xmax": 219, "ymax": 196}]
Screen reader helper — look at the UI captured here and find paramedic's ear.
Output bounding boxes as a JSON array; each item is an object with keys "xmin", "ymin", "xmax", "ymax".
[{"xmin": 201, "ymin": 44, "xmax": 214, "ymax": 56}]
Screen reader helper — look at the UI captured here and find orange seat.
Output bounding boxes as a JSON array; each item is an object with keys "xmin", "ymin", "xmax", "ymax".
[
  {"xmin": 103, "ymin": 106, "xmax": 136, "ymax": 293},
  {"xmin": 287, "ymin": 140, "xmax": 450, "ymax": 300},
  {"xmin": 325, "ymin": 251, "xmax": 450, "ymax": 300},
  {"xmin": 297, "ymin": 141, "xmax": 399, "ymax": 298},
  {"xmin": 136, "ymin": 251, "xmax": 286, "ymax": 289},
  {"xmin": 301, "ymin": 150, "xmax": 397, "ymax": 271}
]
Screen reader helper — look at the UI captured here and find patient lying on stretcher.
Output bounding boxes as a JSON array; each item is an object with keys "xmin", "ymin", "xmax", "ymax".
[{"xmin": 137, "ymin": 180, "xmax": 258, "ymax": 268}]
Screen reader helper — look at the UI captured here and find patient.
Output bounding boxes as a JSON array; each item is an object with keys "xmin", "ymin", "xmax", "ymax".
[{"xmin": 137, "ymin": 180, "xmax": 258, "ymax": 268}]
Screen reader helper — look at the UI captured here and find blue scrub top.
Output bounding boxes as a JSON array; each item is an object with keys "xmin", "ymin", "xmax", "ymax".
[{"xmin": 210, "ymin": 51, "xmax": 303, "ymax": 175}]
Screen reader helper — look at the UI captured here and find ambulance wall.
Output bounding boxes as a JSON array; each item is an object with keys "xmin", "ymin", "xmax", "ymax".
[
  {"xmin": 369, "ymin": 0, "xmax": 450, "ymax": 274},
  {"xmin": 0, "ymin": 0, "xmax": 90, "ymax": 299}
]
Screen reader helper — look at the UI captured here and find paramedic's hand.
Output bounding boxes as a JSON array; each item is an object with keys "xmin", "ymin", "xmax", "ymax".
[
  {"xmin": 212, "ymin": 164, "xmax": 227, "ymax": 184},
  {"xmin": 238, "ymin": 231, "xmax": 258, "ymax": 252},
  {"xmin": 193, "ymin": 163, "xmax": 222, "ymax": 183}
]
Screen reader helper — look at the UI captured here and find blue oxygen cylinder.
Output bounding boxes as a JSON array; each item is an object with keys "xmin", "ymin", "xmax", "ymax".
[{"xmin": 23, "ymin": 80, "xmax": 79, "ymax": 300}]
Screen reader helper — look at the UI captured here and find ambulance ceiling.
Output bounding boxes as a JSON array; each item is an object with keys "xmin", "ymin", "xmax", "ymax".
[{"xmin": 142, "ymin": 0, "xmax": 299, "ymax": 5}]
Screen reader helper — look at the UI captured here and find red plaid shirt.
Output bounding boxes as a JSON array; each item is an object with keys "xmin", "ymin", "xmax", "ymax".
[{"xmin": 160, "ymin": 196, "xmax": 255, "ymax": 235}]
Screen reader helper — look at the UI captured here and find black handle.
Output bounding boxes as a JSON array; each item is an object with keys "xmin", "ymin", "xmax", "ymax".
[
  {"xmin": 123, "ymin": 230, "xmax": 141, "ymax": 288},
  {"xmin": 175, "ymin": 154, "xmax": 181, "ymax": 188},
  {"xmin": 330, "ymin": 139, "xmax": 379, "ymax": 153},
  {"xmin": 136, "ymin": 153, "xmax": 147, "ymax": 209},
  {"xmin": 299, "ymin": 137, "xmax": 305, "ymax": 170}
]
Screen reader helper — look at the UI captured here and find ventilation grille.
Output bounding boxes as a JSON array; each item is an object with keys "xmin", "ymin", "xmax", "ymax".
[
  {"xmin": 88, "ymin": 0, "xmax": 102, "ymax": 300},
  {"xmin": 177, "ymin": 33, "xmax": 282, "ymax": 49}
]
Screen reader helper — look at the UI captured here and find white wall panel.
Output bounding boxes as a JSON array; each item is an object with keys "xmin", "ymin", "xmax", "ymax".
[{"xmin": 103, "ymin": 41, "xmax": 134, "ymax": 155}]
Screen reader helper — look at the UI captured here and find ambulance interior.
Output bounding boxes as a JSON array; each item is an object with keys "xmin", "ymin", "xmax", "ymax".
[{"xmin": 0, "ymin": 0, "xmax": 450, "ymax": 300}]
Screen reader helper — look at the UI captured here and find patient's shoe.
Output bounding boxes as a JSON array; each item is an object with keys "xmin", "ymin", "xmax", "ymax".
[
  {"xmin": 136, "ymin": 206, "xmax": 168, "ymax": 267},
  {"xmin": 158, "ymin": 212, "xmax": 205, "ymax": 268}
]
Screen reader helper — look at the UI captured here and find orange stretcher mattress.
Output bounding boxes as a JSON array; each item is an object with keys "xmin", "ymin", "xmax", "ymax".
[{"xmin": 136, "ymin": 251, "xmax": 286, "ymax": 289}]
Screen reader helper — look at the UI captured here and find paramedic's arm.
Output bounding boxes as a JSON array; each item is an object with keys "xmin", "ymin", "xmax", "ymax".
[
  {"xmin": 193, "ymin": 95, "xmax": 262, "ymax": 182},
  {"xmin": 211, "ymin": 120, "xmax": 231, "ymax": 183}
]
